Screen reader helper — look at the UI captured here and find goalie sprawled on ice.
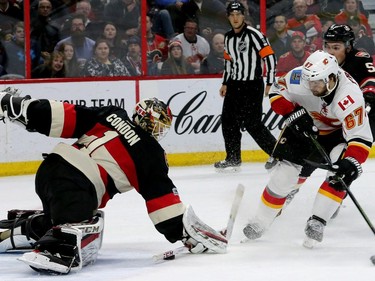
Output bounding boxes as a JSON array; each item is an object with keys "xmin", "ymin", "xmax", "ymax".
[{"xmin": 0, "ymin": 89, "xmax": 227, "ymax": 274}]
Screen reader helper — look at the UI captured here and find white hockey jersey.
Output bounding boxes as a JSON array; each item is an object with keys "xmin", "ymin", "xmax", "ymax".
[{"xmin": 269, "ymin": 67, "xmax": 373, "ymax": 163}]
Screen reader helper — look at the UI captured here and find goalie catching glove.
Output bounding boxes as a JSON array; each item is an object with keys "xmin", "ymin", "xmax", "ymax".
[
  {"xmin": 284, "ymin": 106, "xmax": 318, "ymax": 138},
  {"xmin": 329, "ymin": 157, "xmax": 363, "ymax": 191}
]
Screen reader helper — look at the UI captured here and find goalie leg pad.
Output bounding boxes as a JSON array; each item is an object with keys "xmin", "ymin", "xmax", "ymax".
[
  {"xmin": 70, "ymin": 211, "xmax": 105, "ymax": 266},
  {"xmin": 18, "ymin": 226, "xmax": 83, "ymax": 274},
  {"xmin": 0, "ymin": 209, "xmax": 48, "ymax": 253},
  {"xmin": 18, "ymin": 212, "xmax": 104, "ymax": 274},
  {"xmin": 182, "ymin": 205, "xmax": 227, "ymax": 254}
]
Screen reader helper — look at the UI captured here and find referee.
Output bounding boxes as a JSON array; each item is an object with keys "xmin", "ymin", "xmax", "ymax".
[{"xmin": 214, "ymin": 1, "xmax": 277, "ymax": 171}]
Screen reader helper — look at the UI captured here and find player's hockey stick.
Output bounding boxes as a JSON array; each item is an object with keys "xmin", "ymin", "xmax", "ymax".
[
  {"xmin": 219, "ymin": 184, "xmax": 245, "ymax": 240},
  {"xmin": 153, "ymin": 184, "xmax": 245, "ymax": 262},
  {"xmin": 307, "ymin": 135, "xmax": 375, "ymax": 236}
]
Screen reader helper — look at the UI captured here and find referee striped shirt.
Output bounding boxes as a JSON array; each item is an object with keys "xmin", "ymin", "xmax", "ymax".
[{"xmin": 223, "ymin": 24, "xmax": 276, "ymax": 85}]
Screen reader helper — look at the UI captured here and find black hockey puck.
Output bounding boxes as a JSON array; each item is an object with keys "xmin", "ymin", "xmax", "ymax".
[
  {"xmin": 164, "ymin": 255, "xmax": 175, "ymax": 260},
  {"xmin": 370, "ymin": 255, "xmax": 375, "ymax": 265}
]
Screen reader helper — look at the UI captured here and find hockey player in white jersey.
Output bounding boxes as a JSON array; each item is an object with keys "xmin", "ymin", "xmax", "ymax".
[{"xmin": 243, "ymin": 50, "xmax": 373, "ymax": 247}]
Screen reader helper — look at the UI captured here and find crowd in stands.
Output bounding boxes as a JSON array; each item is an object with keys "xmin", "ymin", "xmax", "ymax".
[{"xmin": 0, "ymin": 0, "xmax": 373, "ymax": 79}]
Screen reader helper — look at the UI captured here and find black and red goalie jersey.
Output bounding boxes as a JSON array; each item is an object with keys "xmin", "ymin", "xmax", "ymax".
[{"xmin": 26, "ymin": 99, "xmax": 185, "ymax": 240}]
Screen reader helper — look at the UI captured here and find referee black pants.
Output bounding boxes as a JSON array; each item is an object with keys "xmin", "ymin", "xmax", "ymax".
[{"xmin": 221, "ymin": 79, "xmax": 276, "ymax": 162}]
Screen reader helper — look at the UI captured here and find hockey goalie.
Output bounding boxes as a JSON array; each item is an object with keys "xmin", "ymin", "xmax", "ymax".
[{"xmin": 0, "ymin": 89, "xmax": 227, "ymax": 274}]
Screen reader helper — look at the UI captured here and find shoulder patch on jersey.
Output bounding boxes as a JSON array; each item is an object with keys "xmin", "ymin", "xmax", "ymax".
[
  {"xmin": 355, "ymin": 51, "xmax": 370, "ymax": 58},
  {"xmin": 290, "ymin": 69, "xmax": 302, "ymax": 84},
  {"xmin": 338, "ymin": 95, "xmax": 354, "ymax": 111}
]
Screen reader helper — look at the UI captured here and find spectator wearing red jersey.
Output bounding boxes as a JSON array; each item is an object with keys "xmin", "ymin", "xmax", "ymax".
[
  {"xmin": 276, "ymin": 31, "xmax": 311, "ymax": 76},
  {"xmin": 287, "ymin": 0, "xmax": 322, "ymax": 49},
  {"xmin": 334, "ymin": 0, "xmax": 372, "ymax": 37}
]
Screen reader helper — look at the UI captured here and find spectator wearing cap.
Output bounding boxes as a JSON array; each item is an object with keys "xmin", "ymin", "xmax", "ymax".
[
  {"xmin": 172, "ymin": 19, "xmax": 210, "ymax": 74},
  {"xmin": 276, "ymin": 31, "xmax": 311, "ymax": 76},
  {"xmin": 122, "ymin": 35, "xmax": 142, "ymax": 76},
  {"xmin": 160, "ymin": 40, "xmax": 194, "ymax": 75}
]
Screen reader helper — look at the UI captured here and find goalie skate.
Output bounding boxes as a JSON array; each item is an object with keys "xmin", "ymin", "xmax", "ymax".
[
  {"xmin": 18, "ymin": 211, "xmax": 104, "ymax": 274},
  {"xmin": 182, "ymin": 205, "xmax": 227, "ymax": 254},
  {"xmin": 18, "ymin": 250, "xmax": 78, "ymax": 275}
]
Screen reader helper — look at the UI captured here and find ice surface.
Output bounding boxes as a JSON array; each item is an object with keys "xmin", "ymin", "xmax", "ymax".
[{"xmin": 1, "ymin": 161, "xmax": 375, "ymax": 280}]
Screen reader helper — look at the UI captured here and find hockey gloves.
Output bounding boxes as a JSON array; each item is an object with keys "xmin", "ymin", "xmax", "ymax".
[
  {"xmin": 329, "ymin": 157, "xmax": 363, "ymax": 191},
  {"xmin": 284, "ymin": 106, "xmax": 318, "ymax": 139},
  {"xmin": 182, "ymin": 235, "xmax": 208, "ymax": 254},
  {"xmin": 363, "ymin": 85, "xmax": 375, "ymax": 112}
]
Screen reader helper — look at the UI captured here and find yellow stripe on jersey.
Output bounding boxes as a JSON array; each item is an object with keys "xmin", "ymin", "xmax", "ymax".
[
  {"xmin": 269, "ymin": 94, "xmax": 284, "ymax": 104},
  {"xmin": 347, "ymin": 141, "xmax": 372, "ymax": 152},
  {"xmin": 318, "ymin": 188, "xmax": 343, "ymax": 203}
]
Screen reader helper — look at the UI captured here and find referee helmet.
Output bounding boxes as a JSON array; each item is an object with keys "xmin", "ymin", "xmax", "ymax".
[{"xmin": 226, "ymin": 1, "xmax": 245, "ymax": 16}]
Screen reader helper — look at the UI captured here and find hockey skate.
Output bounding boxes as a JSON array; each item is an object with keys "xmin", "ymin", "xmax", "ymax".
[
  {"xmin": 303, "ymin": 216, "xmax": 326, "ymax": 249},
  {"xmin": 242, "ymin": 220, "xmax": 265, "ymax": 240},
  {"xmin": 214, "ymin": 159, "xmax": 241, "ymax": 173}
]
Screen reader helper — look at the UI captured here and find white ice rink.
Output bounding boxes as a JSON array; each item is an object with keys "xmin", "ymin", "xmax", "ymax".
[{"xmin": 1, "ymin": 161, "xmax": 375, "ymax": 280}]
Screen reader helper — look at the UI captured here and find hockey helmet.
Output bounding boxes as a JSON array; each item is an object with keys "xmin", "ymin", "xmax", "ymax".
[
  {"xmin": 132, "ymin": 98, "xmax": 172, "ymax": 141},
  {"xmin": 226, "ymin": 1, "xmax": 245, "ymax": 16},
  {"xmin": 301, "ymin": 50, "xmax": 339, "ymax": 96},
  {"xmin": 323, "ymin": 24, "xmax": 355, "ymax": 47}
]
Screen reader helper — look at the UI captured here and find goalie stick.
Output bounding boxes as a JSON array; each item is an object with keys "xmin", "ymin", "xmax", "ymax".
[
  {"xmin": 153, "ymin": 184, "xmax": 245, "ymax": 262},
  {"xmin": 219, "ymin": 184, "xmax": 245, "ymax": 240}
]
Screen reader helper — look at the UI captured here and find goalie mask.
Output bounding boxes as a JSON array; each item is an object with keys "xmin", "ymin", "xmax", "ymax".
[{"xmin": 132, "ymin": 98, "xmax": 172, "ymax": 141}]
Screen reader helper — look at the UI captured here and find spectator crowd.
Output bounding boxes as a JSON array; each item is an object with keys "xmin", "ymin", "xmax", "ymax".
[{"xmin": 0, "ymin": 0, "xmax": 373, "ymax": 78}]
